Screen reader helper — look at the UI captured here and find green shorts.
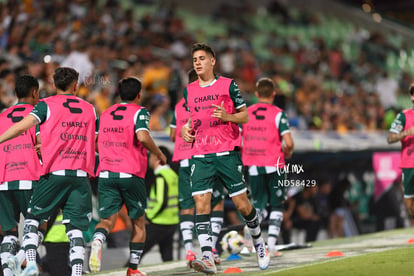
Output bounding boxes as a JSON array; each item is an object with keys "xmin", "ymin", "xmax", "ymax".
[
  {"xmin": 248, "ymin": 169, "xmax": 286, "ymax": 210},
  {"xmin": 98, "ymin": 174, "xmax": 147, "ymax": 219},
  {"xmin": 190, "ymin": 151, "xmax": 246, "ymax": 197},
  {"xmin": 28, "ymin": 174, "xmax": 92, "ymax": 231},
  {"xmin": 402, "ymin": 168, "xmax": 414, "ymax": 197},
  {"xmin": 179, "ymin": 162, "xmax": 224, "ymax": 210},
  {"xmin": 0, "ymin": 187, "xmax": 34, "ymax": 232}
]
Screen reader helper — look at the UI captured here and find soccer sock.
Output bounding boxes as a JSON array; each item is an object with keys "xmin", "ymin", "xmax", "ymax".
[
  {"xmin": 72, "ymin": 263, "xmax": 82, "ymax": 276},
  {"xmin": 37, "ymin": 229, "xmax": 45, "ymax": 246},
  {"xmin": 1, "ymin": 235, "xmax": 18, "ymax": 276},
  {"xmin": 243, "ymin": 208, "xmax": 262, "ymax": 245},
  {"xmin": 22, "ymin": 219, "xmax": 39, "ymax": 263},
  {"xmin": 180, "ymin": 214, "xmax": 194, "ymax": 252},
  {"xmin": 67, "ymin": 229, "xmax": 85, "ymax": 276},
  {"xmin": 267, "ymin": 210, "xmax": 283, "ymax": 251},
  {"xmin": 195, "ymin": 214, "xmax": 213, "ymax": 258},
  {"xmin": 128, "ymin": 242, "xmax": 144, "ymax": 270},
  {"xmin": 93, "ymin": 228, "xmax": 108, "ymax": 244},
  {"xmin": 210, "ymin": 211, "xmax": 224, "ymax": 250}
]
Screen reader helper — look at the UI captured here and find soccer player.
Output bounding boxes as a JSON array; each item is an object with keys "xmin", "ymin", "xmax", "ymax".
[
  {"xmin": 170, "ymin": 69, "xmax": 224, "ymax": 268},
  {"xmin": 181, "ymin": 43, "xmax": 270, "ymax": 274},
  {"xmin": 387, "ymin": 83, "xmax": 414, "ymax": 222},
  {"xmin": 241, "ymin": 77, "xmax": 294, "ymax": 255},
  {"xmin": 88, "ymin": 77, "xmax": 166, "ymax": 276},
  {"xmin": 0, "ymin": 67, "xmax": 97, "ymax": 276},
  {"xmin": 0, "ymin": 75, "xmax": 41, "ymax": 276}
]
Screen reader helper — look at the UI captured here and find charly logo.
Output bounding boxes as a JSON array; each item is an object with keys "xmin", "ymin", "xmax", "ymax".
[{"xmin": 7, "ymin": 107, "xmax": 26, "ymax": 123}]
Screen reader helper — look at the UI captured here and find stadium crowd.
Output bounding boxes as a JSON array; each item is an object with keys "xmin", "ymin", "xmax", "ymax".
[{"xmin": 0, "ymin": 0, "xmax": 412, "ymax": 132}]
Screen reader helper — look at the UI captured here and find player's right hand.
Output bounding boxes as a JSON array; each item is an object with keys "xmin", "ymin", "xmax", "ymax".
[{"xmin": 181, "ymin": 124, "xmax": 195, "ymax": 143}]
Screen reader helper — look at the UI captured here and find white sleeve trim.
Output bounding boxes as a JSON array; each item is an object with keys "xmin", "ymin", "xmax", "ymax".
[
  {"xmin": 236, "ymin": 103, "xmax": 246, "ymax": 110},
  {"xmin": 29, "ymin": 113, "xmax": 41, "ymax": 123},
  {"xmin": 135, "ymin": 128, "xmax": 149, "ymax": 133}
]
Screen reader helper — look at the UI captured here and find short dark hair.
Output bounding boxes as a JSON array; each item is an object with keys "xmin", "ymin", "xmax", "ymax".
[
  {"xmin": 53, "ymin": 67, "xmax": 79, "ymax": 91},
  {"xmin": 188, "ymin": 69, "xmax": 198, "ymax": 83},
  {"xmin": 191, "ymin": 43, "xmax": 215, "ymax": 58},
  {"xmin": 15, "ymin": 75, "xmax": 39, "ymax": 98},
  {"xmin": 118, "ymin": 77, "xmax": 141, "ymax": 101},
  {"xmin": 409, "ymin": 83, "xmax": 414, "ymax": 96},
  {"xmin": 256, "ymin": 77, "xmax": 275, "ymax": 98}
]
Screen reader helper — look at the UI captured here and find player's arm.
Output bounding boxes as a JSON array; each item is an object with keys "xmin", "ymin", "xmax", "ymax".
[
  {"xmin": 181, "ymin": 87, "xmax": 195, "ymax": 143},
  {"xmin": 135, "ymin": 109, "xmax": 167, "ymax": 165},
  {"xmin": 387, "ymin": 112, "xmax": 414, "ymax": 144},
  {"xmin": 282, "ymin": 133, "xmax": 294, "ymax": 159},
  {"xmin": 278, "ymin": 111, "xmax": 294, "ymax": 158},
  {"xmin": 212, "ymin": 102, "xmax": 248, "ymax": 124},
  {"xmin": 387, "ymin": 129, "xmax": 414, "ymax": 144},
  {"xmin": 0, "ymin": 114, "xmax": 38, "ymax": 144},
  {"xmin": 138, "ymin": 130, "xmax": 166, "ymax": 165},
  {"xmin": 95, "ymin": 116, "xmax": 100, "ymax": 153},
  {"xmin": 212, "ymin": 80, "xmax": 248, "ymax": 124},
  {"xmin": 35, "ymin": 126, "xmax": 42, "ymax": 161},
  {"xmin": 169, "ymin": 111, "xmax": 177, "ymax": 142}
]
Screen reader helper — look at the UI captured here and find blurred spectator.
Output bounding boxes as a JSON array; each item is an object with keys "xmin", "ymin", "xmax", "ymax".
[
  {"xmin": 142, "ymin": 57, "xmax": 171, "ymax": 101},
  {"xmin": 329, "ymin": 178, "xmax": 359, "ymax": 238},
  {"xmin": 60, "ymin": 39, "xmax": 94, "ymax": 85},
  {"xmin": 148, "ymin": 95, "xmax": 170, "ymax": 131},
  {"xmin": 291, "ymin": 185, "xmax": 320, "ymax": 242},
  {"xmin": 375, "ymin": 71, "xmax": 398, "ymax": 110}
]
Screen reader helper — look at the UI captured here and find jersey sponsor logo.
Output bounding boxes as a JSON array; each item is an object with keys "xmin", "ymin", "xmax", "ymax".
[
  {"xmin": 62, "ymin": 99, "xmax": 82, "ymax": 114},
  {"xmin": 102, "ymin": 127, "xmax": 124, "ymax": 133},
  {"xmin": 244, "ymin": 147, "xmax": 266, "ymax": 155},
  {"xmin": 244, "ymin": 135, "xmax": 267, "ymax": 142},
  {"xmin": 101, "ymin": 156, "xmax": 122, "ymax": 164},
  {"xmin": 7, "ymin": 107, "xmax": 26, "ymax": 123},
  {"xmin": 60, "ymin": 132, "xmax": 88, "ymax": 142},
  {"xmin": 194, "ymin": 94, "xmax": 219, "ymax": 103},
  {"xmin": 61, "ymin": 121, "xmax": 88, "ymax": 128},
  {"xmin": 3, "ymin": 143, "xmax": 32, "ymax": 153},
  {"xmin": 246, "ymin": 126, "xmax": 267, "ymax": 131},
  {"xmin": 194, "ymin": 105, "xmax": 214, "ymax": 113},
  {"xmin": 407, "ymin": 145, "xmax": 414, "ymax": 156},
  {"xmin": 193, "ymin": 119, "xmax": 202, "ymax": 130},
  {"xmin": 139, "ymin": 114, "xmax": 150, "ymax": 120},
  {"xmin": 252, "ymin": 107, "xmax": 267, "ymax": 120},
  {"xmin": 5, "ymin": 161, "xmax": 28, "ymax": 170},
  {"xmin": 58, "ymin": 148, "xmax": 87, "ymax": 160},
  {"xmin": 210, "ymin": 119, "xmax": 227, "ymax": 127},
  {"xmin": 195, "ymin": 135, "xmax": 222, "ymax": 146},
  {"xmin": 101, "ymin": 140, "xmax": 127, "ymax": 148},
  {"xmin": 110, "ymin": 106, "xmax": 126, "ymax": 120}
]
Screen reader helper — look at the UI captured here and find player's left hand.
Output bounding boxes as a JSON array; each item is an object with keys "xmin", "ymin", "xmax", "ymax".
[
  {"xmin": 158, "ymin": 152, "xmax": 167, "ymax": 165},
  {"xmin": 211, "ymin": 101, "xmax": 228, "ymax": 121}
]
